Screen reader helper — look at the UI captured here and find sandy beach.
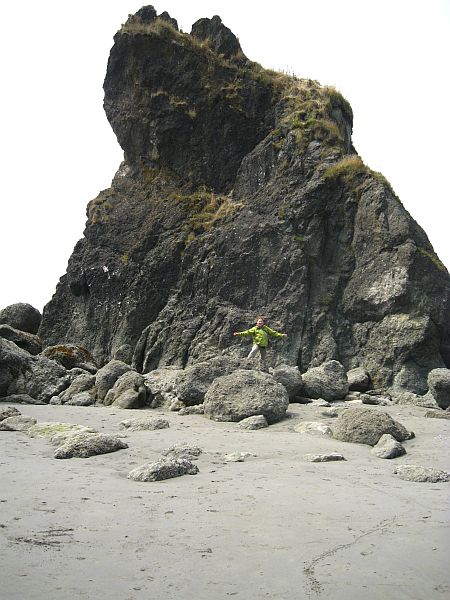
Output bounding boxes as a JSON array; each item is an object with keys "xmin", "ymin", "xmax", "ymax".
[{"xmin": 1, "ymin": 401, "xmax": 449, "ymax": 600}]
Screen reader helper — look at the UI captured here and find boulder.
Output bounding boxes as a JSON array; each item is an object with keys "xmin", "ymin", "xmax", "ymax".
[
  {"xmin": 178, "ymin": 404, "xmax": 205, "ymax": 415},
  {"xmin": 41, "ymin": 344, "xmax": 97, "ymax": 373},
  {"xmin": 371, "ymin": 434, "xmax": 406, "ymax": 459},
  {"xmin": 203, "ymin": 369, "xmax": 289, "ymax": 424},
  {"xmin": 301, "ymin": 361, "xmax": 349, "ymax": 401},
  {"xmin": 272, "ymin": 364, "xmax": 303, "ymax": 400},
  {"xmin": 0, "ymin": 394, "xmax": 44, "ymax": 404},
  {"xmin": 95, "ymin": 360, "xmax": 133, "ymax": 402},
  {"xmin": 127, "ymin": 458, "xmax": 199, "ymax": 482},
  {"xmin": 57, "ymin": 373, "xmax": 95, "ymax": 404},
  {"xmin": 0, "ymin": 324, "xmax": 42, "ymax": 355},
  {"xmin": 0, "ymin": 303, "xmax": 41, "ymax": 334},
  {"xmin": 427, "ymin": 368, "xmax": 450, "ymax": 409},
  {"xmin": 27, "ymin": 422, "xmax": 97, "ymax": 445},
  {"xmin": 424, "ymin": 410, "xmax": 450, "ymax": 420},
  {"xmin": 393, "ymin": 465, "xmax": 449, "ymax": 483},
  {"xmin": 53, "ymin": 433, "xmax": 128, "ymax": 459},
  {"xmin": 332, "ymin": 407, "xmax": 412, "ymax": 446},
  {"xmin": 175, "ymin": 356, "xmax": 239, "ymax": 406},
  {"xmin": 66, "ymin": 392, "xmax": 96, "ymax": 406},
  {"xmin": 143, "ymin": 366, "xmax": 182, "ymax": 408},
  {"xmin": 347, "ymin": 367, "xmax": 371, "ymax": 392},
  {"xmin": 103, "ymin": 371, "xmax": 147, "ymax": 408}
]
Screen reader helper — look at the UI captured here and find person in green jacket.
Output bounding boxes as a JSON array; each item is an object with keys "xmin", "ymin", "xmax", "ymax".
[{"xmin": 233, "ymin": 316, "xmax": 287, "ymax": 371}]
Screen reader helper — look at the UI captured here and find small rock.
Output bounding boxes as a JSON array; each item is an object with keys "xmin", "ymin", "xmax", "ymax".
[
  {"xmin": 293, "ymin": 421, "xmax": 333, "ymax": 436},
  {"xmin": 361, "ymin": 394, "xmax": 393, "ymax": 406},
  {"xmin": 238, "ymin": 415, "xmax": 268, "ymax": 430},
  {"xmin": 393, "ymin": 465, "xmax": 449, "ymax": 483},
  {"xmin": 303, "ymin": 453, "xmax": 346, "ymax": 462},
  {"xmin": 169, "ymin": 399, "xmax": 186, "ymax": 412},
  {"xmin": 66, "ymin": 392, "xmax": 96, "ymax": 406},
  {"xmin": 223, "ymin": 452, "xmax": 253, "ymax": 462},
  {"xmin": 0, "ymin": 406, "xmax": 21, "ymax": 421},
  {"xmin": 119, "ymin": 417, "xmax": 169, "ymax": 431},
  {"xmin": 127, "ymin": 458, "xmax": 199, "ymax": 482},
  {"xmin": 53, "ymin": 433, "xmax": 128, "ymax": 459},
  {"xmin": 310, "ymin": 398, "xmax": 331, "ymax": 407},
  {"xmin": 178, "ymin": 404, "xmax": 205, "ymax": 415},
  {"xmin": 0, "ymin": 415, "xmax": 37, "ymax": 432},
  {"xmin": 371, "ymin": 434, "xmax": 406, "ymax": 459},
  {"xmin": 424, "ymin": 410, "xmax": 450, "ymax": 420},
  {"xmin": 162, "ymin": 443, "xmax": 202, "ymax": 460}
]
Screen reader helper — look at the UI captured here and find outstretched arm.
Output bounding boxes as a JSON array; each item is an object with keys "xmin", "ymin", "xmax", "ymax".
[
  {"xmin": 264, "ymin": 326, "xmax": 287, "ymax": 338},
  {"xmin": 233, "ymin": 328, "xmax": 253, "ymax": 337}
]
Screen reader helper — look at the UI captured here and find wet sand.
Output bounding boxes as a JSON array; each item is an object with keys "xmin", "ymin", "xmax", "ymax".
[{"xmin": 1, "ymin": 402, "xmax": 449, "ymax": 600}]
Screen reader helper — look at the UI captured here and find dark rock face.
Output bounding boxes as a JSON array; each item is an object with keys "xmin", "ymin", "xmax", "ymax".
[{"xmin": 39, "ymin": 6, "xmax": 450, "ymax": 393}]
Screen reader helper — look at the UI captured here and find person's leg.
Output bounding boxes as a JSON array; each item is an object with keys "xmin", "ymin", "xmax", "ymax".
[
  {"xmin": 247, "ymin": 344, "xmax": 259, "ymax": 360},
  {"xmin": 259, "ymin": 346, "xmax": 268, "ymax": 371}
]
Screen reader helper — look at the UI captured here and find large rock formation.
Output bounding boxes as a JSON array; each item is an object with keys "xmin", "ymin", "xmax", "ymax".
[{"xmin": 39, "ymin": 6, "xmax": 450, "ymax": 392}]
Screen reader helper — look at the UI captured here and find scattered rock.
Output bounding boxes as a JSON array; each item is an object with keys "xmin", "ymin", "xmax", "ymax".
[
  {"xmin": 161, "ymin": 443, "xmax": 203, "ymax": 460},
  {"xmin": 169, "ymin": 399, "xmax": 186, "ymax": 412},
  {"xmin": 424, "ymin": 410, "xmax": 450, "ymax": 420},
  {"xmin": 54, "ymin": 433, "xmax": 128, "ymax": 459},
  {"xmin": 427, "ymin": 368, "xmax": 450, "ymax": 410},
  {"xmin": 103, "ymin": 371, "xmax": 147, "ymax": 408},
  {"xmin": 293, "ymin": 421, "xmax": 333, "ymax": 436},
  {"xmin": 57, "ymin": 373, "xmax": 95, "ymax": 405},
  {"xmin": 272, "ymin": 364, "xmax": 303, "ymax": 400},
  {"xmin": 332, "ymin": 407, "xmax": 412, "ymax": 446},
  {"xmin": 204, "ymin": 369, "xmax": 289, "ymax": 424},
  {"xmin": 27, "ymin": 423, "xmax": 97, "ymax": 445},
  {"xmin": 66, "ymin": 392, "xmax": 96, "ymax": 406},
  {"xmin": 178, "ymin": 404, "xmax": 205, "ymax": 415},
  {"xmin": 238, "ymin": 415, "xmax": 268, "ymax": 430},
  {"xmin": 223, "ymin": 452, "xmax": 253, "ymax": 462},
  {"xmin": 143, "ymin": 367, "xmax": 182, "ymax": 408},
  {"xmin": 360, "ymin": 394, "xmax": 393, "ymax": 406},
  {"xmin": 347, "ymin": 367, "xmax": 371, "ymax": 392},
  {"xmin": 0, "ymin": 415, "xmax": 37, "ymax": 432},
  {"xmin": 393, "ymin": 390, "xmax": 439, "ymax": 409},
  {"xmin": 393, "ymin": 465, "xmax": 449, "ymax": 483},
  {"xmin": 310, "ymin": 398, "xmax": 331, "ymax": 407},
  {"xmin": 0, "ymin": 406, "xmax": 21, "ymax": 421},
  {"xmin": 119, "ymin": 417, "xmax": 169, "ymax": 431},
  {"xmin": 127, "ymin": 458, "xmax": 199, "ymax": 482},
  {"xmin": 0, "ymin": 303, "xmax": 41, "ymax": 334},
  {"xmin": 303, "ymin": 452, "xmax": 346, "ymax": 462},
  {"xmin": 371, "ymin": 434, "xmax": 406, "ymax": 459},
  {"xmin": 301, "ymin": 361, "xmax": 349, "ymax": 401}
]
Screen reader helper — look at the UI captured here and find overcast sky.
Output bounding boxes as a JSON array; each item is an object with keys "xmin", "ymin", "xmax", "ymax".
[{"xmin": 1, "ymin": 0, "xmax": 449, "ymax": 312}]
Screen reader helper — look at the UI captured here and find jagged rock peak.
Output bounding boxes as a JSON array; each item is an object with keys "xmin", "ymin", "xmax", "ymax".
[
  {"xmin": 124, "ymin": 5, "xmax": 179, "ymax": 30},
  {"xmin": 190, "ymin": 15, "xmax": 243, "ymax": 59}
]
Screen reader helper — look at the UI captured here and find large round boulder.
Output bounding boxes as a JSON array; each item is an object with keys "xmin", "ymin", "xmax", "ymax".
[
  {"xmin": 103, "ymin": 371, "xmax": 147, "ymax": 408},
  {"xmin": 95, "ymin": 360, "xmax": 133, "ymax": 402},
  {"xmin": 427, "ymin": 368, "xmax": 450, "ymax": 410},
  {"xmin": 203, "ymin": 369, "xmax": 289, "ymax": 424},
  {"xmin": 301, "ymin": 360, "xmax": 349, "ymax": 401},
  {"xmin": 0, "ymin": 303, "xmax": 41, "ymax": 334},
  {"xmin": 175, "ymin": 356, "xmax": 239, "ymax": 406},
  {"xmin": 332, "ymin": 407, "xmax": 412, "ymax": 446},
  {"xmin": 272, "ymin": 364, "xmax": 303, "ymax": 400},
  {"xmin": 347, "ymin": 367, "xmax": 371, "ymax": 392}
]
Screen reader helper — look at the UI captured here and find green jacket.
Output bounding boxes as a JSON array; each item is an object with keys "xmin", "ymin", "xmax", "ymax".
[{"xmin": 235, "ymin": 325, "xmax": 284, "ymax": 347}]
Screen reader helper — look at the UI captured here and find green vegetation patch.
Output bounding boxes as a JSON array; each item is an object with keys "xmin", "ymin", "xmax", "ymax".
[
  {"xmin": 417, "ymin": 247, "xmax": 447, "ymax": 272},
  {"xmin": 27, "ymin": 423, "xmax": 96, "ymax": 440}
]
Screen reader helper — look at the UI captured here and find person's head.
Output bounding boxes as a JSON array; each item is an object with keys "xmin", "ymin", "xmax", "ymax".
[{"xmin": 255, "ymin": 316, "xmax": 265, "ymax": 328}]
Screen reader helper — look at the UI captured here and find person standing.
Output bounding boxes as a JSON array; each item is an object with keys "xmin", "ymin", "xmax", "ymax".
[{"xmin": 233, "ymin": 316, "xmax": 287, "ymax": 371}]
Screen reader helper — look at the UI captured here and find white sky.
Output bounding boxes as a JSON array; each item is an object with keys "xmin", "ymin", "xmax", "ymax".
[{"xmin": 1, "ymin": 0, "xmax": 449, "ymax": 312}]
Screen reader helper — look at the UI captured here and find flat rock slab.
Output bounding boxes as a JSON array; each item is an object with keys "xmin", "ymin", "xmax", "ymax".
[
  {"xmin": 303, "ymin": 453, "xmax": 346, "ymax": 462},
  {"xmin": 54, "ymin": 433, "xmax": 128, "ymax": 459},
  {"xmin": 161, "ymin": 443, "xmax": 203, "ymax": 460},
  {"xmin": 119, "ymin": 417, "xmax": 169, "ymax": 431},
  {"xmin": 0, "ymin": 415, "xmax": 37, "ymax": 432},
  {"xmin": 127, "ymin": 458, "xmax": 199, "ymax": 482},
  {"xmin": 223, "ymin": 452, "xmax": 254, "ymax": 462},
  {"xmin": 393, "ymin": 465, "xmax": 450, "ymax": 483},
  {"xmin": 293, "ymin": 421, "xmax": 333, "ymax": 436}
]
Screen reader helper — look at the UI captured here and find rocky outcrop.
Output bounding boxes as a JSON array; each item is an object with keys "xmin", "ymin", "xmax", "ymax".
[{"xmin": 38, "ymin": 6, "xmax": 450, "ymax": 395}]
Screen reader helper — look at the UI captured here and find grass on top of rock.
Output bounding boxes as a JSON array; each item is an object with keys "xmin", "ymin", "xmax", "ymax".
[{"xmin": 323, "ymin": 155, "xmax": 399, "ymax": 200}]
